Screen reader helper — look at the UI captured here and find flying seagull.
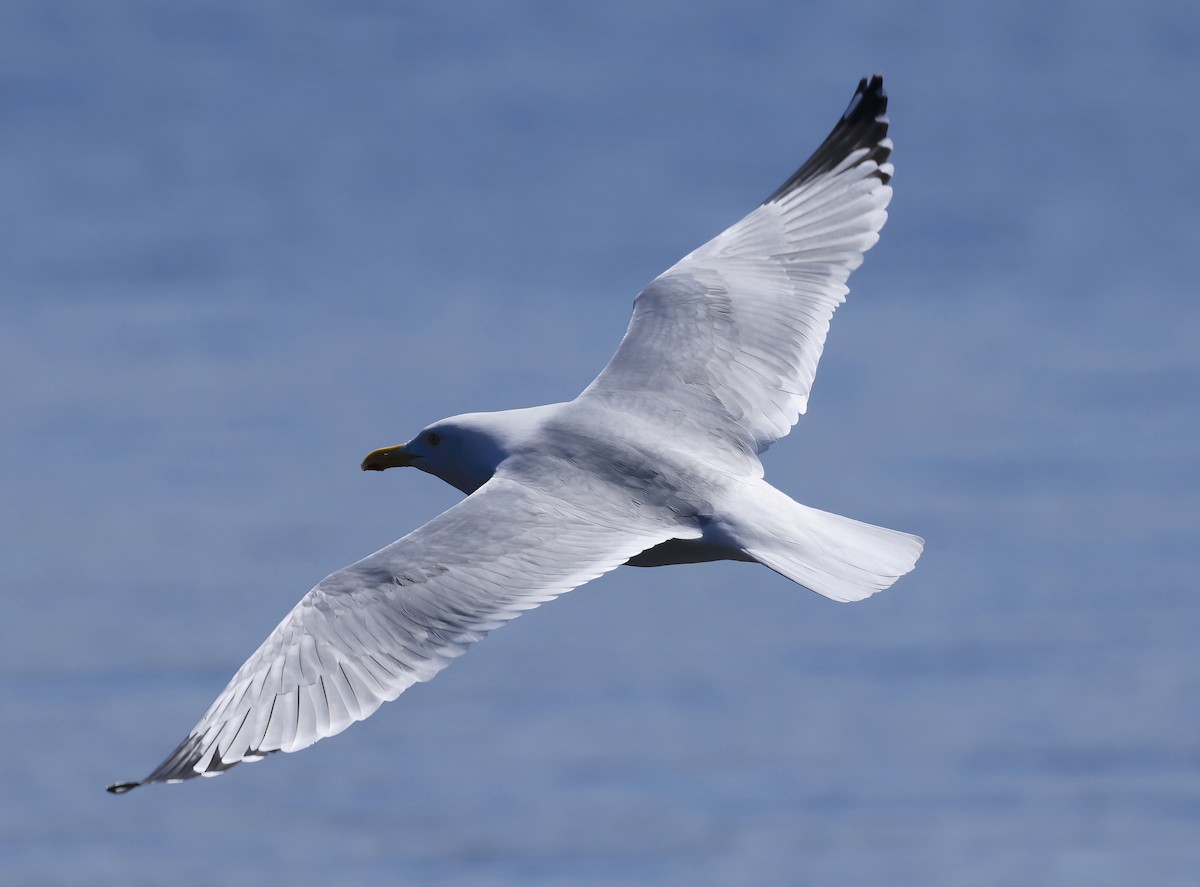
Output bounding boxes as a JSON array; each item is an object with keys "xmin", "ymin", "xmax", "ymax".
[{"xmin": 108, "ymin": 74, "xmax": 921, "ymax": 793}]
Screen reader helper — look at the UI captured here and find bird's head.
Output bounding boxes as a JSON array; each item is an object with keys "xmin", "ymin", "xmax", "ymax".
[
  {"xmin": 361, "ymin": 415, "xmax": 509, "ymax": 495},
  {"xmin": 362, "ymin": 404, "xmax": 570, "ymax": 493},
  {"xmin": 362, "ymin": 404, "xmax": 570, "ymax": 494}
]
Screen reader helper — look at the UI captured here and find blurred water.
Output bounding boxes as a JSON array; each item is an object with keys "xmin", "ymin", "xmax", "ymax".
[{"xmin": 2, "ymin": 1, "xmax": 1198, "ymax": 885}]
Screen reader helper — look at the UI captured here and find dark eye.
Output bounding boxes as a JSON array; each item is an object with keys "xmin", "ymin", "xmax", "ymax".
[{"xmin": 425, "ymin": 431, "xmax": 442, "ymax": 446}]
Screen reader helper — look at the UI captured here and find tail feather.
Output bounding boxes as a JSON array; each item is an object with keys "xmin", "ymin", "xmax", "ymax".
[{"xmin": 731, "ymin": 484, "xmax": 923, "ymax": 602}]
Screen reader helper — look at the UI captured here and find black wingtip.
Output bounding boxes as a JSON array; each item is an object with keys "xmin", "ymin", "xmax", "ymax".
[
  {"xmin": 840, "ymin": 74, "xmax": 887, "ymax": 126},
  {"xmin": 763, "ymin": 73, "xmax": 891, "ymax": 205},
  {"xmin": 106, "ymin": 780, "xmax": 141, "ymax": 794}
]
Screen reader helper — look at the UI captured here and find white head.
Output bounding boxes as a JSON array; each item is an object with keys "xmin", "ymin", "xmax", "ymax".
[{"xmin": 360, "ymin": 404, "xmax": 565, "ymax": 494}]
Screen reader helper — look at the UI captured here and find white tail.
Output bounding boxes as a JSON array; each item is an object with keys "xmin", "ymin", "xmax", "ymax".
[{"xmin": 728, "ymin": 483, "xmax": 923, "ymax": 603}]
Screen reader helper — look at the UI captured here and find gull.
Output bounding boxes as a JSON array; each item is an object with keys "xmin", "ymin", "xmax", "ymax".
[{"xmin": 108, "ymin": 74, "xmax": 922, "ymax": 793}]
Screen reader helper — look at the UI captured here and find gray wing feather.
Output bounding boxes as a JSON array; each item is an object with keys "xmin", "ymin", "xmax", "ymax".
[
  {"xmin": 110, "ymin": 474, "xmax": 675, "ymax": 790},
  {"xmin": 582, "ymin": 75, "xmax": 893, "ymax": 454}
]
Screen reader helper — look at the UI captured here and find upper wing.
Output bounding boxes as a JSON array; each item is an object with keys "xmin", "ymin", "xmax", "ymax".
[
  {"xmin": 108, "ymin": 472, "xmax": 677, "ymax": 791},
  {"xmin": 581, "ymin": 75, "xmax": 893, "ymax": 454}
]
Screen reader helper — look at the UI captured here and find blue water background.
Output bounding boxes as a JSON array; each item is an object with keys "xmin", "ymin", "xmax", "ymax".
[{"xmin": 2, "ymin": 1, "xmax": 1198, "ymax": 884}]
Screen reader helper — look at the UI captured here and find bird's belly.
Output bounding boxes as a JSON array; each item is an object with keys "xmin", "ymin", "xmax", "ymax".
[{"xmin": 624, "ymin": 537, "xmax": 755, "ymax": 568}]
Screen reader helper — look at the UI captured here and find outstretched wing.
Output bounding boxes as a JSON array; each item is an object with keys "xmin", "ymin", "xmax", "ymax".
[
  {"xmin": 109, "ymin": 473, "xmax": 677, "ymax": 791},
  {"xmin": 581, "ymin": 75, "xmax": 893, "ymax": 454}
]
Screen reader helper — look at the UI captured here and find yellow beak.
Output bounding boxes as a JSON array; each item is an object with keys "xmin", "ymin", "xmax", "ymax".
[{"xmin": 361, "ymin": 443, "xmax": 417, "ymax": 472}]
